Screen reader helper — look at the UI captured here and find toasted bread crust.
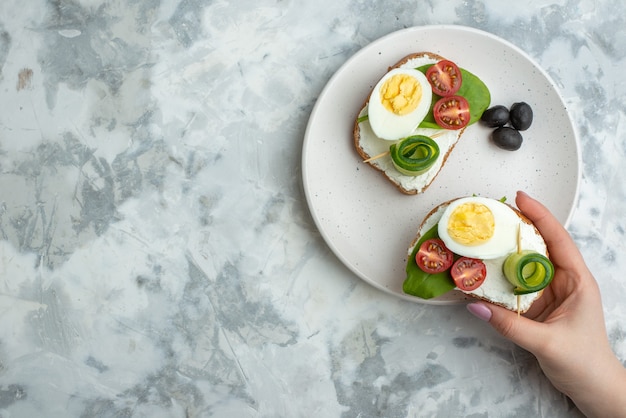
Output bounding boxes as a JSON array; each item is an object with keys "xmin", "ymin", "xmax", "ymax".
[
  {"xmin": 408, "ymin": 197, "xmax": 457, "ymax": 250},
  {"xmin": 409, "ymin": 197, "xmax": 547, "ymax": 313},
  {"xmin": 353, "ymin": 52, "xmax": 464, "ymax": 195}
]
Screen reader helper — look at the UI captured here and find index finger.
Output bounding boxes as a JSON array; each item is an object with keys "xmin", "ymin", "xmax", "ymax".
[{"xmin": 515, "ymin": 191, "xmax": 585, "ymax": 271}]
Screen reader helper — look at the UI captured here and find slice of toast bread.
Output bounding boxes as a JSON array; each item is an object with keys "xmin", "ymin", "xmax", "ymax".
[
  {"xmin": 408, "ymin": 198, "xmax": 548, "ymax": 312},
  {"xmin": 354, "ymin": 52, "xmax": 466, "ymax": 195}
]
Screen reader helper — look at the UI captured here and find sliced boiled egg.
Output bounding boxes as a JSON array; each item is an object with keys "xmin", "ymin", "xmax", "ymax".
[
  {"xmin": 437, "ymin": 197, "xmax": 520, "ymax": 259},
  {"xmin": 367, "ymin": 68, "xmax": 432, "ymax": 140}
]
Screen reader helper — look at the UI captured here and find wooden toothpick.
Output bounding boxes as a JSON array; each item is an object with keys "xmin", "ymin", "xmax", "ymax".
[{"xmin": 363, "ymin": 150, "xmax": 390, "ymax": 163}]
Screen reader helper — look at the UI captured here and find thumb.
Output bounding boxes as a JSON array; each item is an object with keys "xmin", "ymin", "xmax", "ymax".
[{"xmin": 467, "ymin": 302, "xmax": 546, "ymax": 353}]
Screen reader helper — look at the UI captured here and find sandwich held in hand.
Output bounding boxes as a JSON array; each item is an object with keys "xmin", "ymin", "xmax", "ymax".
[
  {"xmin": 354, "ymin": 52, "xmax": 491, "ymax": 194},
  {"xmin": 403, "ymin": 196, "xmax": 554, "ymax": 312}
]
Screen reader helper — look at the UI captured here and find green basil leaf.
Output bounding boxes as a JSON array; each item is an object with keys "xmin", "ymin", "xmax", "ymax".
[
  {"xmin": 402, "ymin": 224, "xmax": 456, "ymax": 299},
  {"xmin": 416, "ymin": 64, "xmax": 491, "ymax": 130}
]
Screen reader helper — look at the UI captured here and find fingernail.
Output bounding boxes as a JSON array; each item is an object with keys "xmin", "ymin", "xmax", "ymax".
[{"xmin": 467, "ymin": 302, "xmax": 492, "ymax": 322}]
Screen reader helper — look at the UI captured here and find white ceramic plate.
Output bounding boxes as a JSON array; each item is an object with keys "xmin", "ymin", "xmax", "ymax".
[{"xmin": 302, "ymin": 25, "xmax": 581, "ymax": 304}]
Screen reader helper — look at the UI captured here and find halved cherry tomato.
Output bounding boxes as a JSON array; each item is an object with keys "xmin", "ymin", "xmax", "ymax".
[
  {"xmin": 450, "ymin": 257, "xmax": 486, "ymax": 291},
  {"xmin": 415, "ymin": 238, "xmax": 454, "ymax": 274},
  {"xmin": 425, "ymin": 60, "xmax": 463, "ymax": 96},
  {"xmin": 433, "ymin": 96, "xmax": 470, "ymax": 130}
]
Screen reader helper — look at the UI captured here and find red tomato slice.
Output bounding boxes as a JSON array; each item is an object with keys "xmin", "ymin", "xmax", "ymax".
[
  {"xmin": 425, "ymin": 60, "xmax": 462, "ymax": 96},
  {"xmin": 433, "ymin": 96, "xmax": 470, "ymax": 130},
  {"xmin": 450, "ymin": 257, "xmax": 486, "ymax": 291},
  {"xmin": 415, "ymin": 239, "xmax": 454, "ymax": 274}
]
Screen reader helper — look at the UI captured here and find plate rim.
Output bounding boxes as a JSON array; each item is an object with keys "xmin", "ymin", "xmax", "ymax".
[{"xmin": 302, "ymin": 24, "xmax": 582, "ymax": 304}]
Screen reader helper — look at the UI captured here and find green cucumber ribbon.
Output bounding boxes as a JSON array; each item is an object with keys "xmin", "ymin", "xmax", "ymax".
[
  {"xmin": 503, "ymin": 250, "xmax": 554, "ymax": 295},
  {"xmin": 389, "ymin": 135, "xmax": 440, "ymax": 176}
]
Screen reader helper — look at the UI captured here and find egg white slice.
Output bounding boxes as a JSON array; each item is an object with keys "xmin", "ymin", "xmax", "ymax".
[
  {"xmin": 367, "ymin": 68, "xmax": 432, "ymax": 140},
  {"xmin": 437, "ymin": 196, "xmax": 520, "ymax": 259}
]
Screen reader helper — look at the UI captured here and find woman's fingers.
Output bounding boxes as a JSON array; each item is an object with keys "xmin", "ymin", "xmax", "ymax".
[{"xmin": 515, "ymin": 191, "xmax": 586, "ymax": 271}]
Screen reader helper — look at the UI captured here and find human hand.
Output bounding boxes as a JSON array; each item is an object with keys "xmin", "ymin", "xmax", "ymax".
[{"xmin": 467, "ymin": 191, "xmax": 626, "ymax": 417}]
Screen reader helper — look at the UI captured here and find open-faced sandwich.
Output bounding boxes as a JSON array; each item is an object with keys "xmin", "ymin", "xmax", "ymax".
[
  {"xmin": 354, "ymin": 52, "xmax": 491, "ymax": 194},
  {"xmin": 403, "ymin": 196, "xmax": 554, "ymax": 313}
]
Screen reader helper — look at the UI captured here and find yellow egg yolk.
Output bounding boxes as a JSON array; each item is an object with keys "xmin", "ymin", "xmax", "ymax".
[
  {"xmin": 447, "ymin": 203, "xmax": 495, "ymax": 246},
  {"xmin": 379, "ymin": 74, "xmax": 422, "ymax": 115}
]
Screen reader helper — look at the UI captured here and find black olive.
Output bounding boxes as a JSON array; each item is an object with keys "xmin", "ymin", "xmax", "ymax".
[
  {"xmin": 509, "ymin": 102, "xmax": 533, "ymax": 131},
  {"xmin": 491, "ymin": 126, "xmax": 523, "ymax": 151},
  {"xmin": 480, "ymin": 105, "xmax": 509, "ymax": 127}
]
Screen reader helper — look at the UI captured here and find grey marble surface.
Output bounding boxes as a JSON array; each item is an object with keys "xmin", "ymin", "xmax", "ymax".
[{"xmin": 0, "ymin": 0, "xmax": 624, "ymax": 417}]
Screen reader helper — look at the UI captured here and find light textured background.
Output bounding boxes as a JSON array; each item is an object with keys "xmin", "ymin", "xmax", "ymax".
[{"xmin": 0, "ymin": 0, "xmax": 624, "ymax": 416}]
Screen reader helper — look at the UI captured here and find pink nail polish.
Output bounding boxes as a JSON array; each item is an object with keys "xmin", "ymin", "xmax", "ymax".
[{"xmin": 467, "ymin": 303, "xmax": 492, "ymax": 322}]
